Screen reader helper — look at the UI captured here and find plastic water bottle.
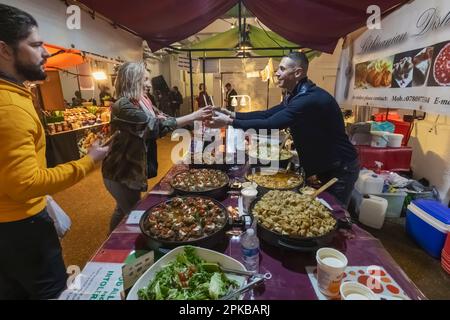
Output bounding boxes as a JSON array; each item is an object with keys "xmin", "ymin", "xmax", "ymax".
[{"xmin": 240, "ymin": 228, "xmax": 260, "ymax": 273}]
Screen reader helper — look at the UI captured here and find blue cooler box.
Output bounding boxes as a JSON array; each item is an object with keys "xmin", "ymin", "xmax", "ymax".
[{"xmin": 406, "ymin": 200, "xmax": 450, "ymax": 258}]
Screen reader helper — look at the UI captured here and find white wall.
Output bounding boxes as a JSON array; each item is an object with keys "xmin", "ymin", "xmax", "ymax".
[
  {"xmin": 308, "ymin": 39, "xmax": 343, "ymax": 96},
  {"xmin": 59, "ymin": 67, "xmax": 79, "ymax": 102},
  {"xmin": 409, "ymin": 114, "xmax": 450, "ymax": 205},
  {"xmin": 4, "ymin": 0, "xmax": 143, "ymax": 61}
]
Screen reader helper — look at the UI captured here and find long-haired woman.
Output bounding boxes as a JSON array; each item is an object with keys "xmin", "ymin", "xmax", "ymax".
[{"xmin": 102, "ymin": 62, "xmax": 211, "ymax": 231}]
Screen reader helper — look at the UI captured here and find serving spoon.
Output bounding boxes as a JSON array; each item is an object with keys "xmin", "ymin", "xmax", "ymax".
[{"xmin": 310, "ymin": 177, "xmax": 339, "ymax": 199}]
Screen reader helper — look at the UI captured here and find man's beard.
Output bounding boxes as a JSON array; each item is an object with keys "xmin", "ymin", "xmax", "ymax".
[{"xmin": 15, "ymin": 59, "xmax": 47, "ymax": 81}]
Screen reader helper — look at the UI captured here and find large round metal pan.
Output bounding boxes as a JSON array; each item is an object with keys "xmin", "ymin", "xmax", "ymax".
[
  {"xmin": 170, "ymin": 169, "xmax": 230, "ymax": 200},
  {"xmin": 248, "ymin": 195, "xmax": 351, "ymax": 252},
  {"xmin": 189, "ymin": 153, "xmax": 233, "ymax": 171},
  {"xmin": 139, "ymin": 196, "xmax": 229, "ymax": 250},
  {"xmin": 246, "ymin": 151, "xmax": 293, "ymax": 169},
  {"xmin": 245, "ymin": 166, "xmax": 305, "ymax": 195}
]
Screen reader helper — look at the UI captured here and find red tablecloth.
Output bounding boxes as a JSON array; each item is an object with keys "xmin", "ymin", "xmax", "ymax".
[
  {"xmin": 355, "ymin": 145, "xmax": 412, "ymax": 172},
  {"xmin": 88, "ymin": 164, "xmax": 425, "ymax": 300}
]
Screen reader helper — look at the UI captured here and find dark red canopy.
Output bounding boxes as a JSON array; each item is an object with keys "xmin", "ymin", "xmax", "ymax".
[{"xmin": 78, "ymin": 0, "xmax": 407, "ymax": 53}]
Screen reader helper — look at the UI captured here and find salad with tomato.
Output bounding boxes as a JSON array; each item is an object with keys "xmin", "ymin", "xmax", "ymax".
[{"xmin": 137, "ymin": 246, "xmax": 239, "ymax": 300}]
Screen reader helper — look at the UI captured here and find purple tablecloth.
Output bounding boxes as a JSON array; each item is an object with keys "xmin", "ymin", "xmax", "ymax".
[{"xmin": 91, "ymin": 165, "xmax": 426, "ymax": 300}]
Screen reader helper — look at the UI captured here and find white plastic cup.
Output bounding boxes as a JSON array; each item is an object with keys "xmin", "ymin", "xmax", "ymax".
[
  {"xmin": 316, "ymin": 248, "xmax": 348, "ymax": 298},
  {"xmin": 340, "ymin": 281, "xmax": 380, "ymax": 300},
  {"xmin": 242, "ymin": 181, "xmax": 258, "ymax": 189},
  {"xmin": 241, "ymin": 187, "xmax": 258, "ymax": 213}
]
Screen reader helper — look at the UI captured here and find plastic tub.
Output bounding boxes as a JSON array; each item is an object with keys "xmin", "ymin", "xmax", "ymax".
[
  {"xmin": 370, "ymin": 131, "xmax": 389, "ymax": 148},
  {"xmin": 405, "ymin": 200, "xmax": 450, "ymax": 258},
  {"xmin": 387, "ymin": 133, "xmax": 404, "ymax": 148},
  {"xmin": 372, "ymin": 192, "xmax": 407, "ymax": 218}
]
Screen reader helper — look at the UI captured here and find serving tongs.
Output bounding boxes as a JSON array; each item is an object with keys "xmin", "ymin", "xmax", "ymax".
[
  {"xmin": 201, "ymin": 262, "xmax": 271, "ymax": 300},
  {"xmin": 220, "ymin": 276, "xmax": 265, "ymax": 300}
]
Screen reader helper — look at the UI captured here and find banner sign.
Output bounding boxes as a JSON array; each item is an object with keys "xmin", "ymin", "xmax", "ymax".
[
  {"xmin": 335, "ymin": 0, "xmax": 450, "ymax": 115},
  {"xmin": 59, "ymin": 262, "xmax": 124, "ymax": 300}
]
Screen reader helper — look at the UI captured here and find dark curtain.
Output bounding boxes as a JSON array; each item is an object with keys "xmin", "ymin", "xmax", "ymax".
[
  {"xmin": 78, "ymin": 0, "xmax": 237, "ymax": 52},
  {"xmin": 243, "ymin": 0, "xmax": 408, "ymax": 53},
  {"xmin": 79, "ymin": 0, "xmax": 407, "ymax": 53}
]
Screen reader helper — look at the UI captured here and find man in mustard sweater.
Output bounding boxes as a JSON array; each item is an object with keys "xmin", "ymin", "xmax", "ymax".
[{"xmin": 0, "ymin": 4, "xmax": 109, "ymax": 299}]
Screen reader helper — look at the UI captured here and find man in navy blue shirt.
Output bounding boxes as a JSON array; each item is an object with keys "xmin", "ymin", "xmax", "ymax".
[{"xmin": 209, "ymin": 52, "xmax": 359, "ymax": 207}]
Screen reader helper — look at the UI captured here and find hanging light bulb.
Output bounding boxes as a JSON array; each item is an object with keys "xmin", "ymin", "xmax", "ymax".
[
  {"xmin": 92, "ymin": 71, "xmax": 107, "ymax": 80},
  {"xmin": 231, "ymin": 96, "xmax": 238, "ymax": 107},
  {"xmin": 240, "ymin": 96, "xmax": 247, "ymax": 107}
]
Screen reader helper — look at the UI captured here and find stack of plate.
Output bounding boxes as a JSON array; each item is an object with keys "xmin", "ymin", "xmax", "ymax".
[{"xmin": 441, "ymin": 233, "xmax": 450, "ymax": 274}]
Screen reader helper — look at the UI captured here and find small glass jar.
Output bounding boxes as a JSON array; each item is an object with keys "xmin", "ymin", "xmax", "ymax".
[
  {"xmin": 55, "ymin": 122, "xmax": 63, "ymax": 132},
  {"xmin": 47, "ymin": 123, "xmax": 56, "ymax": 134},
  {"xmin": 62, "ymin": 121, "xmax": 71, "ymax": 131}
]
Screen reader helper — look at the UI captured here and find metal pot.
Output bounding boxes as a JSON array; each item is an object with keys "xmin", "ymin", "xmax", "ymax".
[
  {"xmin": 189, "ymin": 153, "xmax": 233, "ymax": 172},
  {"xmin": 248, "ymin": 195, "xmax": 352, "ymax": 252},
  {"xmin": 139, "ymin": 196, "xmax": 248, "ymax": 250},
  {"xmin": 170, "ymin": 169, "xmax": 230, "ymax": 200},
  {"xmin": 246, "ymin": 151, "xmax": 293, "ymax": 169},
  {"xmin": 244, "ymin": 166, "xmax": 305, "ymax": 195}
]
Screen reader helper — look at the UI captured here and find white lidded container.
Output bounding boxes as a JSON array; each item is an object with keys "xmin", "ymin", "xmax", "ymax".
[
  {"xmin": 355, "ymin": 171, "xmax": 385, "ymax": 195},
  {"xmin": 370, "ymin": 131, "xmax": 389, "ymax": 148},
  {"xmin": 359, "ymin": 195, "xmax": 388, "ymax": 229},
  {"xmin": 387, "ymin": 133, "xmax": 404, "ymax": 148}
]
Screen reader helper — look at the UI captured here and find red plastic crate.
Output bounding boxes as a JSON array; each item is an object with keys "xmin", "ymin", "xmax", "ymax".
[{"xmin": 373, "ymin": 112, "xmax": 401, "ymax": 122}]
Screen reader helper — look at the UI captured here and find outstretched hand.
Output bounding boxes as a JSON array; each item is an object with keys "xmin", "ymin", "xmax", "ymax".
[
  {"xmin": 212, "ymin": 106, "xmax": 233, "ymax": 117},
  {"xmin": 205, "ymin": 112, "xmax": 233, "ymax": 128},
  {"xmin": 190, "ymin": 106, "xmax": 214, "ymax": 122},
  {"xmin": 88, "ymin": 140, "xmax": 110, "ymax": 163}
]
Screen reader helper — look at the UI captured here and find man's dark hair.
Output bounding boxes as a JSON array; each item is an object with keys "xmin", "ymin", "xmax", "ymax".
[
  {"xmin": 287, "ymin": 51, "xmax": 309, "ymax": 74},
  {"xmin": 225, "ymin": 83, "xmax": 231, "ymax": 88},
  {"xmin": 0, "ymin": 4, "xmax": 38, "ymax": 48}
]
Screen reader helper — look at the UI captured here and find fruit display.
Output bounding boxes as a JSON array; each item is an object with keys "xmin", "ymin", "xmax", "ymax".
[{"xmin": 44, "ymin": 106, "xmax": 110, "ymax": 135}]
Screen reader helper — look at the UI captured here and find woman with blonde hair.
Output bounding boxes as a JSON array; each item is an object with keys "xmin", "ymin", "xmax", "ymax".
[{"xmin": 102, "ymin": 62, "xmax": 211, "ymax": 231}]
